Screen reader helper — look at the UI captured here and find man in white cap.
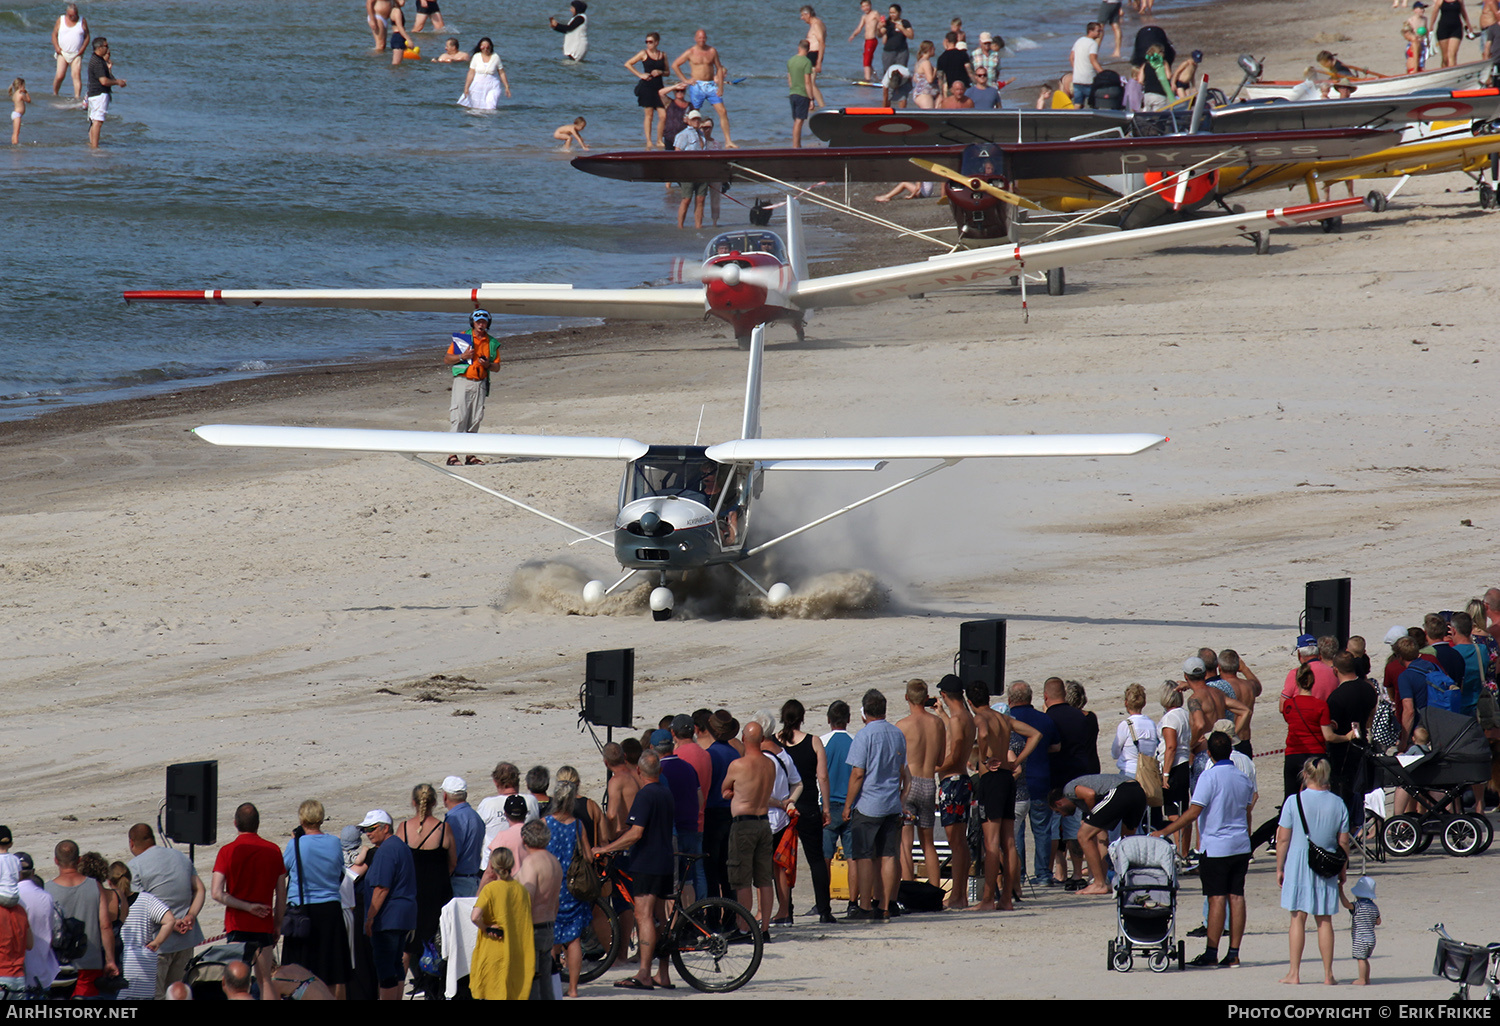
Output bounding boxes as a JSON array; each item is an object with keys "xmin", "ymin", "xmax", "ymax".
[
  {"xmin": 359, "ymin": 811, "xmax": 417, "ymax": 1001},
  {"xmin": 441, "ymin": 776, "xmax": 485, "ymax": 896},
  {"xmin": 444, "ymin": 310, "xmax": 496, "ymax": 466},
  {"xmin": 673, "ymin": 109, "xmax": 709, "ymax": 229}
]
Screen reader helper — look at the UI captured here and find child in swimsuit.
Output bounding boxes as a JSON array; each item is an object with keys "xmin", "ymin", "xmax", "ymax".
[
  {"xmin": 9, "ymin": 78, "xmax": 29, "ymax": 146},
  {"xmin": 553, "ymin": 116, "xmax": 588, "ymax": 151}
]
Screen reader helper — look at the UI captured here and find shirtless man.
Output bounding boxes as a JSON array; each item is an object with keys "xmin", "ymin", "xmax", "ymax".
[
  {"xmin": 968, "ymin": 682, "xmax": 1041, "ymax": 911},
  {"xmin": 601, "ymin": 742, "xmax": 639, "ymax": 941},
  {"xmin": 672, "ymin": 29, "xmax": 738, "ymax": 147},
  {"xmin": 848, "ymin": 0, "xmax": 882, "ymax": 81},
  {"xmin": 368, "ymin": 0, "xmax": 390, "ymax": 51},
  {"xmin": 799, "ymin": 5, "xmax": 827, "ymax": 109},
  {"xmin": 1217, "ymin": 649, "xmax": 1262, "ymax": 755},
  {"xmin": 721, "ymin": 722, "xmax": 776, "ymax": 934},
  {"xmin": 51, "ymin": 4, "xmax": 90, "ymax": 102},
  {"xmin": 895, "ymin": 680, "xmax": 943, "ymax": 886},
  {"xmin": 1482, "ymin": 0, "xmax": 1499, "ymax": 60},
  {"xmin": 934, "ymin": 675, "xmax": 975, "ymax": 908},
  {"xmin": 515, "ymin": 820, "xmax": 562, "ymax": 1000},
  {"xmin": 411, "ymin": 0, "xmax": 445, "ymax": 34},
  {"xmin": 431, "ymin": 37, "xmax": 468, "ymax": 62}
]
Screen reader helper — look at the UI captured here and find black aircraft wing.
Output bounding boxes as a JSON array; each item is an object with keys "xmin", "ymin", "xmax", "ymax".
[
  {"xmin": 572, "ymin": 129, "xmax": 1398, "ymax": 185},
  {"xmin": 807, "ymin": 107, "xmax": 1135, "ymax": 146},
  {"xmin": 1209, "ymin": 88, "xmax": 1500, "ymax": 134}
]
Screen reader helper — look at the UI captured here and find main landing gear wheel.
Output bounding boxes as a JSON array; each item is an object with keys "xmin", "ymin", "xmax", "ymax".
[
  {"xmin": 1366, "ymin": 190, "xmax": 1388, "ymax": 213},
  {"xmin": 1441, "ymin": 816, "xmax": 1484, "ymax": 857},
  {"xmin": 1320, "ymin": 216, "xmax": 1342, "ymax": 233},
  {"xmin": 1149, "ymin": 949, "xmax": 1172, "ymax": 973},
  {"xmin": 1381, "ymin": 813, "xmax": 1423, "ymax": 857},
  {"xmin": 1253, "ymin": 230, "xmax": 1270, "ymax": 255},
  {"xmin": 1046, "ymin": 267, "xmax": 1066, "ymax": 296},
  {"xmin": 1480, "ymin": 182, "xmax": 1496, "ymax": 209}
]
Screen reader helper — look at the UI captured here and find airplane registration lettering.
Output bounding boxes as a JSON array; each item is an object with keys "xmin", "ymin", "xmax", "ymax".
[{"xmin": 1291, "ymin": 145, "xmax": 1317, "ymax": 155}]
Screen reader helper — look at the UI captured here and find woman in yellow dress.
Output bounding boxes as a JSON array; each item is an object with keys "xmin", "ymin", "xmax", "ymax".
[{"xmin": 468, "ymin": 848, "xmax": 534, "ymax": 1000}]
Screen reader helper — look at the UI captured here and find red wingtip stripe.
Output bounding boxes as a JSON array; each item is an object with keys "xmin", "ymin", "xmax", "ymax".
[{"xmin": 121, "ymin": 290, "xmax": 214, "ymax": 305}]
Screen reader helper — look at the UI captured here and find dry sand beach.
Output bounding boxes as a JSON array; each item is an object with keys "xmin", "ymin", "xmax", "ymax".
[{"xmin": 4, "ymin": 0, "xmax": 1499, "ymax": 1001}]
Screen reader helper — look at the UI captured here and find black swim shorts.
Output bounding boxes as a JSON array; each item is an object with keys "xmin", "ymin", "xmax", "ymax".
[
  {"xmin": 1082, "ymin": 781, "xmax": 1147, "ymax": 832},
  {"xmin": 975, "ymin": 769, "xmax": 1017, "ymax": 822}
]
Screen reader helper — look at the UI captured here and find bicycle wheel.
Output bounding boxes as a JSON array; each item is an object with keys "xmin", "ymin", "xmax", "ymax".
[
  {"xmin": 576, "ymin": 896, "xmax": 622, "ymax": 984},
  {"xmin": 669, "ymin": 897, "xmax": 763, "ymax": 993}
]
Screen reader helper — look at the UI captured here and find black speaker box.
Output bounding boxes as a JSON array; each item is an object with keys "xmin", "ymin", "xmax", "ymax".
[
  {"xmin": 585, "ymin": 648, "xmax": 634, "ymax": 729},
  {"xmin": 958, "ymin": 619, "xmax": 1006, "ymax": 699},
  {"xmin": 165, "ymin": 760, "xmax": 218, "ymax": 847},
  {"xmin": 1304, "ymin": 578, "xmax": 1352, "ymax": 648}
]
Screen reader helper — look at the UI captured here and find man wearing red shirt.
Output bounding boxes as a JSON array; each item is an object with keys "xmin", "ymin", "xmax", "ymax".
[
  {"xmin": 671, "ymin": 714, "xmax": 711, "ymax": 900},
  {"xmin": 211, "ymin": 803, "xmax": 287, "ymax": 992}
]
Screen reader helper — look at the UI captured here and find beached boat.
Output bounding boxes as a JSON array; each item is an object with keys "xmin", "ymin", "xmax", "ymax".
[{"xmin": 1241, "ymin": 57, "xmax": 1497, "ymax": 100}]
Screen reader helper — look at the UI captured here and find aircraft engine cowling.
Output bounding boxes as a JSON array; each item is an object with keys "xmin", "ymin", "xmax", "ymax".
[{"xmin": 944, "ymin": 183, "xmax": 1009, "ymax": 241}]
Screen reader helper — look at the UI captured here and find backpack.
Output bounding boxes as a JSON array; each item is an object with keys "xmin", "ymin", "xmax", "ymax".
[
  {"xmin": 1409, "ymin": 658, "xmax": 1462, "ymax": 713},
  {"xmin": 53, "ymin": 915, "xmax": 89, "ymax": 962}
]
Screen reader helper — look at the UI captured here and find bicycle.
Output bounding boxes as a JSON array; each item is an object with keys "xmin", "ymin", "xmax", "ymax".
[
  {"xmin": 585, "ymin": 851, "xmax": 764, "ymax": 992},
  {"xmin": 1430, "ymin": 923, "xmax": 1500, "ymax": 1000}
]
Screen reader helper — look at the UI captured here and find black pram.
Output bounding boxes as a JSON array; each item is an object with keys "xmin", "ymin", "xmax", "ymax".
[{"xmin": 1371, "ymin": 707, "xmax": 1494, "ymax": 857}]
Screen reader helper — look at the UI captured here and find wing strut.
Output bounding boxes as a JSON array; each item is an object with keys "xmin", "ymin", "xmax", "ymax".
[
  {"xmin": 400, "ymin": 454, "xmax": 612, "ymax": 547},
  {"xmin": 744, "ymin": 458, "xmax": 960, "ymax": 558},
  {"xmin": 728, "ymin": 164, "xmax": 954, "ymax": 251},
  {"xmin": 1026, "ymin": 147, "xmax": 1245, "ymax": 245}
]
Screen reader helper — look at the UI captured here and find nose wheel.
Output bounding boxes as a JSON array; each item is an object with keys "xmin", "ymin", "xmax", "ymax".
[{"xmin": 650, "ymin": 578, "xmax": 675, "ymax": 621}]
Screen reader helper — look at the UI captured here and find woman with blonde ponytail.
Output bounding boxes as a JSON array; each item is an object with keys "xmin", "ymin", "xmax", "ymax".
[{"xmin": 398, "ymin": 783, "xmax": 456, "ymax": 987}]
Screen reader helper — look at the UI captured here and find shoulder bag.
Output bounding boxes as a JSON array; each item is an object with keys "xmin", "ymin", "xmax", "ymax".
[
  {"xmin": 1296, "ymin": 792, "xmax": 1347, "ymax": 879},
  {"xmin": 281, "ymin": 835, "xmax": 313, "ymax": 939},
  {"xmin": 564, "ymin": 819, "xmax": 601, "ymax": 904},
  {"xmin": 1128, "ymin": 717, "xmax": 1164, "ymax": 807}
]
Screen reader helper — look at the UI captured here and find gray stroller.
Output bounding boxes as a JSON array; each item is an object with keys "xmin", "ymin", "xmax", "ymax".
[{"xmin": 1107, "ymin": 834, "xmax": 1185, "ymax": 972}]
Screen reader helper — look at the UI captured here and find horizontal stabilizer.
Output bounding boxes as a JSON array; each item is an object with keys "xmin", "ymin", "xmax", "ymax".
[
  {"xmin": 193, "ymin": 425, "xmax": 650, "ymax": 461},
  {"xmin": 126, "ymin": 287, "xmax": 706, "ymax": 322},
  {"xmin": 705, "ymin": 433, "xmax": 1167, "ymax": 463}
]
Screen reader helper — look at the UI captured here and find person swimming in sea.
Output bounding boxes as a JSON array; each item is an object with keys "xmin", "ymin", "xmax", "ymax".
[{"xmin": 432, "ymin": 37, "xmax": 469, "ymax": 62}]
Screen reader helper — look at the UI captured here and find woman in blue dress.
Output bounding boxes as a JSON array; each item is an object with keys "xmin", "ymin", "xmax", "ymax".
[
  {"xmin": 1275, "ymin": 756, "xmax": 1351, "ymax": 985},
  {"xmin": 544, "ymin": 777, "xmax": 592, "ymax": 998}
]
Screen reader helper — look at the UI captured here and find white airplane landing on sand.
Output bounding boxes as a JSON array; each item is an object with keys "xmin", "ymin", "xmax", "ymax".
[{"xmin": 193, "ymin": 328, "xmax": 1166, "ymax": 620}]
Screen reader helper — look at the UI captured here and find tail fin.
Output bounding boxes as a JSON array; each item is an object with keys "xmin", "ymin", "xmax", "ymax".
[
  {"xmin": 785, "ymin": 194, "xmax": 808, "ymax": 283},
  {"xmin": 740, "ymin": 324, "xmax": 765, "ymax": 440}
]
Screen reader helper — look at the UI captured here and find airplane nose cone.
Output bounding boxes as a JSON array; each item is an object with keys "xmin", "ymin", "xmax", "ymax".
[
  {"xmin": 720, "ymin": 263, "xmax": 741, "ymax": 287},
  {"xmin": 641, "ymin": 510, "xmax": 661, "ymax": 533}
]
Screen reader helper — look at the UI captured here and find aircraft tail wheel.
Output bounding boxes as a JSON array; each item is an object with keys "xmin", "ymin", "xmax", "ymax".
[
  {"xmin": 1320, "ymin": 217, "xmax": 1341, "ymax": 234},
  {"xmin": 1366, "ymin": 190, "xmax": 1388, "ymax": 213},
  {"xmin": 1046, "ymin": 268, "xmax": 1065, "ymax": 296},
  {"xmin": 766, "ymin": 582, "xmax": 792, "ymax": 606},
  {"xmin": 649, "ymin": 586, "xmax": 675, "ymax": 621},
  {"xmin": 582, "ymin": 580, "xmax": 605, "ymax": 605},
  {"xmin": 1254, "ymin": 231, "xmax": 1270, "ymax": 255}
]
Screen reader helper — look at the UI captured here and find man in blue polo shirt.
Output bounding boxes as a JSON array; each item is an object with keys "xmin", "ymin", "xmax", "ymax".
[
  {"xmin": 1007, "ymin": 681, "xmax": 1062, "ymax": 885},
  {"xmin": 441, "ymin": 776, "xmax": 485, "ymax": 896},
  {"xmin": 1154, "ymin": 730, "xmax": 1255, "ymax": 968}
]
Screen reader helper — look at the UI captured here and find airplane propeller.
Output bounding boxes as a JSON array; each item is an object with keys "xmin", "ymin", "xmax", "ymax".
[
  {"xmin": 908, "ymin": 157, "xmax": 1044, "ymax": 211},
  {"xmin": 672, "ymin": 258, "xmax": 787, "ymax": 290}
]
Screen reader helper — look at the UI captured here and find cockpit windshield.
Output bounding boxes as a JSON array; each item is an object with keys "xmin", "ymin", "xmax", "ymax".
[
  {"xmin": 703, "ymin": 230, "xmax": 786, "ymax": 262},
  {"xmin": 959, "ymin": 142, "xmax": 1006, "ymax": 179},
  {"xmin": 626, "ymin": 456, "xmax": 721, "ymax": 505}
]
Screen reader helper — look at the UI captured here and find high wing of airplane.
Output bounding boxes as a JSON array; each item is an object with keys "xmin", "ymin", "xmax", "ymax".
[
  {"xmin": 571, "ymin": 130, "xmax": 1397, "ymax": 183},
  {"xmin": 804, "ymin": 91, "xmax": 1500, "ymax": 147},
  {"xmin": 188, "ymin": 323, "xmax": 1167, "ymax": 620},
  {"xmin": 125, "ymin": 195, "xmax": 1371, "ymax": 345}
]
